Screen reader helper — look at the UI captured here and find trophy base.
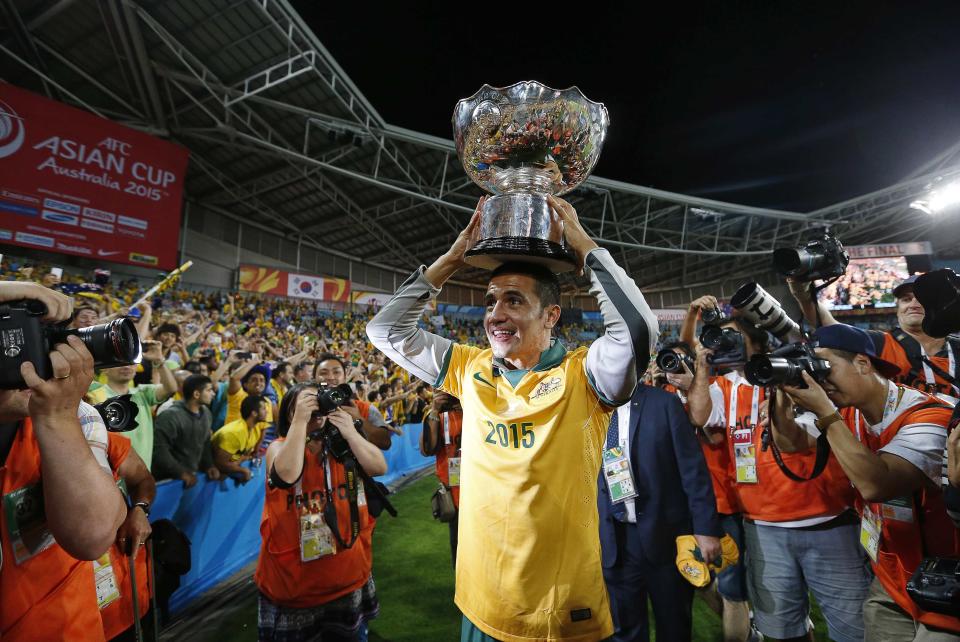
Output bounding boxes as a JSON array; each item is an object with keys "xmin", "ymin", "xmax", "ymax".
[{"xmin": 464, "ymin": 237, "xmax": 577, "ymax": 272}]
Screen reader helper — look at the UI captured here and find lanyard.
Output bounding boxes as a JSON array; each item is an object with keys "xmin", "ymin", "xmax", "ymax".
[
  {"xmin": 921, "ymin": 342, "xmax": 959, "ymax": 395},
  {"xmin": 442, "ymin": 412, "xmax": 451, "ymax": 446},
  {"xmin": 729, "ymin": 380, "xmax": 760, "ymax": 433}
]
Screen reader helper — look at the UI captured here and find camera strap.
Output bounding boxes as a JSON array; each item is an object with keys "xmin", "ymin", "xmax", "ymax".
[
  {"xmin": 321, "ymin": 453, "xmax": 361, "ymax": 550},
  {"xmin": 761, "ymin": 390, "xmax": 830, "ymax": 483},
  {"xmin": 890, "ymin": 330, "xmax": 960, "ymax": 397}
]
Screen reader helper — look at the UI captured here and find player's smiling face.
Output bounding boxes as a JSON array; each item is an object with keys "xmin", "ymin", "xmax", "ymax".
[{"xmin": 484, "ymin": 273, "xmax": 557, "ymax": 367}]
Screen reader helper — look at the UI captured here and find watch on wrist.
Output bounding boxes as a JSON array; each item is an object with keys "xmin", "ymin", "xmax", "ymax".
[
  {"xmin": 133, "ymin": 501, "xmax": 151, "ymax": 517},
  {"xmin": 814, "ymin": 411, "xmax": 843, "ymax": 433}
]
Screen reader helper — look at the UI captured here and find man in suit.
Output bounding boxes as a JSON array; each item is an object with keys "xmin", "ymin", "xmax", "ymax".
[{"xmin": 599, "ymin": 382, "xmax": 724, "ymax": 642}]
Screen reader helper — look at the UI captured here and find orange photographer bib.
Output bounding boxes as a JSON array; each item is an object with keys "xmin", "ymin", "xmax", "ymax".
[
  {"xmin": 712, "ymin": 375, "xmax": 854, "ymax": 522},
  {"xmin": 1, "ymin": 419, "xmax": 107, "ymax": 642},
  {"xmin": 255, "ymin": 440, "xmax": 374, "ymax": 608}
]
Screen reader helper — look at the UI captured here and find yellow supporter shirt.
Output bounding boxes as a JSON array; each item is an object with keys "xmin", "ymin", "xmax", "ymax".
[
  {"xmin": 212, "ymin": 418, "xmax": 262, "ymax": 461},
  {"xmin": 225, "ymin": 388, "xmax": 273, "ymax": 437},
  {"xmin": 438, "ymin": 340, "xmax": 614, "ymax": 642}
]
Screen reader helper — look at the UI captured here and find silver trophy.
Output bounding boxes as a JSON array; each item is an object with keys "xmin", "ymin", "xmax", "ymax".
[{"xmin": 453, "ymin": 81, "xmax": 609, "ymax": 272}]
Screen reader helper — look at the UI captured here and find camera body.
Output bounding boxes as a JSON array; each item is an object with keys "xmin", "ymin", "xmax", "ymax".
[
  {"xmin": 308, "ymin": 383, "xmax": 361, "ymax": 462},
  {"xmin": 656, "ymin": 348, "xmax": 695, "ymax": 374},
  {"xmin": 94, "ymin": 394, "xmax": 140, "ymax": 432},
  {"xmin": 773, "ymin": 233, "xmax": 849, "ymax": 282},
  {"xmin": 906, "ymin": 557, "xmax": 960, "ymax": 616},
  {"xmin": 914, "ymin": 269, "xmax": 960, "ymax": 339},
  {"xmin": 700, "ymin": 324, "xmax": 747, "ymax": 368},
  {"xmin": 744, "ymin": 342, "xmax": 831, "ymax": 387},
  {"xmin": 0, "ymin": 299, "xmax": 141, "ymax": 389},
  {"xmin": 700, "ymin": 307, "xmax": 723, "ymax": 325}
]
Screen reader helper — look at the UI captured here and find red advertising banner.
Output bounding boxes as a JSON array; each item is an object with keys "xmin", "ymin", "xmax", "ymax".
[
  {"xmin": 0, "ymin": 83, "xmax": 189, "ymax": 269},
  {"xmin": 238, "ymin": 264, "xmax": 350, "ymax": 302}
]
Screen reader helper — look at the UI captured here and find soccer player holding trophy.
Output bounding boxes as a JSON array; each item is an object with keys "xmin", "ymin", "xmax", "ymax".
[{"xmin": 368, "ymin": 81, "xmax": 659, "ymax": 641}]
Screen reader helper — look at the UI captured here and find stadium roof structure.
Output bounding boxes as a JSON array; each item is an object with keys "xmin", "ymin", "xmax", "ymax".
[{"xmin": 3, "ymin": 0, "xmax": 960, "ymax": 302}]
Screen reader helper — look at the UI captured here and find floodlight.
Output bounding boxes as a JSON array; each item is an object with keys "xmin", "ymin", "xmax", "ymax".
[{"xmin": 910, "ymin": 180, "xmax": 960, "ymax": 215}]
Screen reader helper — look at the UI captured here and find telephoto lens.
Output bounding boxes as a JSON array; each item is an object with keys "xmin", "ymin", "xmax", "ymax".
[
  {"xmin": 730, "ymin": 282, "xmax": 800, "ymax": 340},
  {"xmin": 48, "ymin": 318, "xmax": 142, "ymax": 369}
]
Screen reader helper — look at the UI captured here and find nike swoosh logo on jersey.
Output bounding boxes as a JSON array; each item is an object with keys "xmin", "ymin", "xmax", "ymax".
[{"xmin": 473, "ymin": 372, "xmax": 496, "ymax": 389}]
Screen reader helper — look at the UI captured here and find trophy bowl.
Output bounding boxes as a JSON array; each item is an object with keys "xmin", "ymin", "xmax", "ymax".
[{"xmin": 453, "ymin": 81, "xmax": 609, "ymax": 272}]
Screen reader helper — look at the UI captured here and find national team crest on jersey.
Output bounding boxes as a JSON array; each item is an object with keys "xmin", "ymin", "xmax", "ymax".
[{"xmin": 530, "ymin": 376, "xmax": 563, "ymax": 401}]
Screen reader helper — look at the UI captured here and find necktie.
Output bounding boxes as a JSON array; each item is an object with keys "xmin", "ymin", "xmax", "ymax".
[{"xmin": 605, "ymin": 409, "xmax": 628, "ymax": 522}]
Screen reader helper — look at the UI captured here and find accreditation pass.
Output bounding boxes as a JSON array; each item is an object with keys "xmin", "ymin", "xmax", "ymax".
[{"xmin": 603, "ymin": 446, "xmax": 639, "ymax": 504}]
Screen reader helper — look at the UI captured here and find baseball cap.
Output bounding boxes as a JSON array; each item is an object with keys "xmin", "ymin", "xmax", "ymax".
[
  {"xmin": 892, "ymin": 274, "xmax": 921, "ymax": 299},
  {"xmin": 813, "ymin": 324, "xmax": 901, "ymax": 379}
]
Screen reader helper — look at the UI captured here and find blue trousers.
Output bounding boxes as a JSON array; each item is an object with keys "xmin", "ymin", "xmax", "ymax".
[{"xmin": 602, "ymin": 520, "xmax": 693, "ymax": 642}]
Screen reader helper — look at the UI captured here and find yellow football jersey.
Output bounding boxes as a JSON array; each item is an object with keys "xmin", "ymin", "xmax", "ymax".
[{"xmin": 438, "ymin": 340, "xmax": 614, "ymax": 642}]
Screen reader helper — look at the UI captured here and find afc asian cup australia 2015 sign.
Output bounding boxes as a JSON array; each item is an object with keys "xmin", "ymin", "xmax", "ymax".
[{"xmin": 0, "ymin": 83, "xmax": 189, "ymax": 269}]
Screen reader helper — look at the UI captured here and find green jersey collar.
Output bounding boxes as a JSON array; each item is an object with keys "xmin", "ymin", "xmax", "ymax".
[{"xmin": 492, "ymin": 338, "xmax": 567, "ymax": 377}]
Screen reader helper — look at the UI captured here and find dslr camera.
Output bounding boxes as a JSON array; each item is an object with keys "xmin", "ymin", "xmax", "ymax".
[
  {"xmin": 773, "ymin": 232, "xmax": 849, "ymax": 282},
  {"xmin": 0, "ymin": 299, "xmax": 141, "ymax": 389},
  {"xmin": 656, "ymin": 348, "xmax": 695, "ymax": 374},
  {"xmin": 699, "ymin": 324, "xmax": 747, "ymax": 368},
  {"xmin": 744, "ymin": 342, "xmax": 831, "ymax": 387},
  {"xmin": 914, "ymin": 269, "xmax": 960, "ymax": 338},
  {"xmin": 906, "ymin": 557, "xmax": 960, "ymax": 617},
  {"xmin": 309, "ymin": 383, "xmax": 361, "ymax": 462},
  {"xmin": 94, "ymin": 395, "xmax": 140, "ymax": 432}
]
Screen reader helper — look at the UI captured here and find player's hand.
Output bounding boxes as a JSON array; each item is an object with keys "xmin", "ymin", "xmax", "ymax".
[
  {"xmin": 694, "ymin": 534, "xmax": 722, "ymax": 566},
  {"xmin": 547, "ymin": 195, "xmax": 598, "ymax": 275},
  {"xmin": 443, "ymin": 197, "xmax": 485, "ymax": 269}
]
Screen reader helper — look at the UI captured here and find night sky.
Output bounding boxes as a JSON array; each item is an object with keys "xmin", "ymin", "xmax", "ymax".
[{"xmin": 295, "ymin": 1, "xmax": 960, "ymax": 212}]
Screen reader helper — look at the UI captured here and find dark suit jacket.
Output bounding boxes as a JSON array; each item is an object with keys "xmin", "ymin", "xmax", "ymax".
[{"xmin": 598, "ymin": 384, "xmax": 723, "ymax": 567}]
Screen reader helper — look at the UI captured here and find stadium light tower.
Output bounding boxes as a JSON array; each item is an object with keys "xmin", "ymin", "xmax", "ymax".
[{"xmin": 910, "ymin": 179, "xmax": 960, "ymax": 215}]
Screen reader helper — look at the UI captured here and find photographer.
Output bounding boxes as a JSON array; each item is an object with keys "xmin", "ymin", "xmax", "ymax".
[
  {"xmin": 685, "ymin": 308, "xmax": 868, "ymax": 642},
  {"xmin": 255, "ymin": 383, "xmax": 386, "ymax": 641},
  {"xmin": 768, "ymin": 323, "xmax": 960, "ymax": 638},
  {"xmin": 789, "ymin": 275, "xmax": 959, "ymax": 403},
  {"xmin": 315, "ymin": 353, "xmax": 397, "ymax": 449},
  {"xmin": 421, "ymin": 390, "xmax": 463, "ymax": 565},
  {"xmin": 0, "ymin": 282, "xmax": 127, "ymax": 641}
]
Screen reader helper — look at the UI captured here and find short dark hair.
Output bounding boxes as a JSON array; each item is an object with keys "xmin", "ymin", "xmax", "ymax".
[
  {"xmin": 183, "ymin": 375, "xmax": 212, "ymax": 401},
  {"xmin": 294, "ymin": 362, "xmax": 312, "ymax": 375},
  {"xmin": 490, "ymin": 261, "xmax": 561, "ymax": 309},
  {"xmin": 240, "ymin": 394, "xmax": 266, "ymax": 420},
  {"xmin": 416, "ymin": 383, "xmax": 428, "ymax": 394},
  {"xmin": 367, "ymin": 390, "xmax": 381, "ymax": 403},
  {"xmin": 276, "ymin": 383, "xmax": 317, "ymax": 438},
  {"xmin": 157, "ymin": 322, "xmax": 180, "ymax": 337},
  {"xmin": 273, "ymin": 361, "xmax": 290, "ymax": 379},
  {"xmin": 313, "ymin": 353, "xmax": 346, "ymax": 379},
  {"xmin": 378, "ymin": 383, "xmax": 390, "ymax": 395}
]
